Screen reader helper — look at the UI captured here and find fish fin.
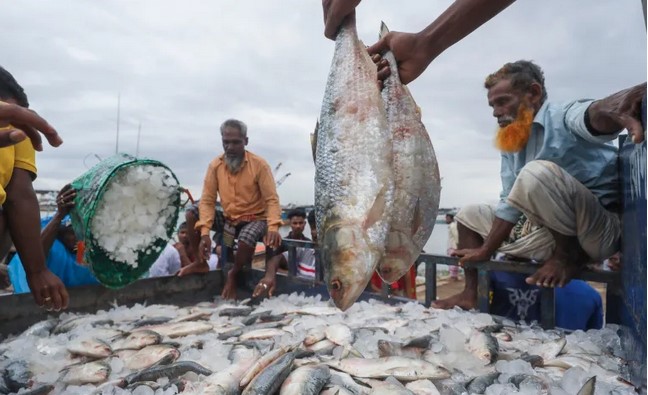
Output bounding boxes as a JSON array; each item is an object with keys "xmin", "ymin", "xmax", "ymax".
[
  {"xmin": 362, "ymin": 185, "xmax": 389, "ymax": 231},
  {"xmin": 379, "ymin": 21, "xmax": 389, "ymax": 39},
  {"xmin": 346, "ymin": 345, "xmax": 365, "ymax": 358},
  {"xmin": 576, "ymin": 376, "xmax": 596, "ymax": 395},
  {"xmin": 311, "ymin": 120, "xmax": 319, "ymax": 164},
  {"xmin": 410, "ymin": 198, "xmax": 422, "ymax": 236}
]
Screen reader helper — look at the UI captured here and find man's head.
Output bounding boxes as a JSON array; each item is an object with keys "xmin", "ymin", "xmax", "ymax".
[
  {"xmin": 0, "ymin": 66, "xmax": 29, "ymax": 108},
  {"xmin": 307, "ymin": 210, "xmax": 317, "ymax": 243},
  {"xmin": 221, "ymin": 119, "xmax": 248, "ymax": 173},
  {"xmin": 177, "ymin": 222, "xmax": 188, "ymax": 245},
  {"xmin": 57, "ymin": 223, "xmax": 77, "ymax": 253},
  {"xmin": 485, "ymin": 60, "xmax": 547, "ymax": 153},
  {"xmin": 445, "ymin": 213, "xmax": 454, "ymax": 224},
  {"xmin": 287, "ymin": 209, "xmax": 307, "ymax": 238}
]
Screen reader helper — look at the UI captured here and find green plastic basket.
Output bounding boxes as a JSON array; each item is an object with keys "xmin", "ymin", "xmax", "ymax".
[{"xmin": 70, "ymin": 153, "xmax": 182, "ymax": 289}]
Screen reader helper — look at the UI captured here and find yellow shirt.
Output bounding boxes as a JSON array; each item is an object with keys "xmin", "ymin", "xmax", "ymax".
[
  {"xmin": 196, "ymin": 151, "xmax": 282, "ymax": 236},
  {"xmin": 0, "ymin": 128, "xmax": 38, "ymax": 205}
]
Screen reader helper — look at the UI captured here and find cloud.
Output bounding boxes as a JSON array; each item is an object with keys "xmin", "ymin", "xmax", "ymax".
[{"xmin": 2, "ymin": 0, "xmax": 645, "ymax": 209}]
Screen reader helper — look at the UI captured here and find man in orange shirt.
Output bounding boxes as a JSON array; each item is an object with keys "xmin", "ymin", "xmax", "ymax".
[{"xmin": 179, "ymin": 119, "xmax": 282, "ymax": 300}]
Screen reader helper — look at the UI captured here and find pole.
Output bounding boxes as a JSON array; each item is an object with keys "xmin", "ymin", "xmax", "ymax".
[
  {"xmin": 643, "ymin": 0, "xmax": 647, "ymax": 27},
  {"xmin": 115, "ymin": 93, "xmax": 121, "ymax": 154}
]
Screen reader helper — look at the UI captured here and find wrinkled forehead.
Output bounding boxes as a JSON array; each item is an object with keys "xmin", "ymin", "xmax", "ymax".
[{"xmin": 222, "ymin": 126, "xmax": 244, "ymax": 139}]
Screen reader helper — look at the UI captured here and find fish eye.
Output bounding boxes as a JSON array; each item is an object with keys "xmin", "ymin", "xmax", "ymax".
[{"xmin": 330, "ymin": 280, "xmax": 342, "ymax": 290}]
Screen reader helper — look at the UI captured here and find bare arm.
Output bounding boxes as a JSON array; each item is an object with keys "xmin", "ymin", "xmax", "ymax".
[
  {"xmin": 368, "ymin": 0, "xmax": 516, "ymax": 84},
  {"xmin": 479, "ymin": 217, "xmax": 515, "ymax": 258},
  {"xmin": 455, "ymin": 217, "xmax": 514, "ymax": 264},
  {"xmin": 586, "ymin": 83, "xmax": 646, "ymax": 143},
  {"xmin": 41, "ymin": 185, "xmax": 75, "ymax": 256},
  {"xmin": 41, "ymin": 212, "xmax": 64, "ymax": 257},
  {"xmin": 5, "ymin": 169, "xmax": 69, "ymax": 310},
  {"xmin": 420, "ymin": 0, "xmax": 516, "ymax": 63}
]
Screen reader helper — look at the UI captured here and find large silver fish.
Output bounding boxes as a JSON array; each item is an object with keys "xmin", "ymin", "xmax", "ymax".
[
  {"xmin": 325, "ymin": 356, "xmax": 450, "ymax": 382},
  {"xmin": 376, "ymin": 22, "xmax": 440, "ymax": 283},
  {"xmin": 315, "ymin": 15, "xmax": 395, "ymax": 311}
]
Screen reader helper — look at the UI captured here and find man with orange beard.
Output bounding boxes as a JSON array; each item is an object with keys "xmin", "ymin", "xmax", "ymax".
[{"xmin": 433, "ymin": 60, "xmax": 645, "ymax": 310}]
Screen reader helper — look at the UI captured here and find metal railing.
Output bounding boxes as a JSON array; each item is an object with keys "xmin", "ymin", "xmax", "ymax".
[{"xmin": 277, "ymin": 238, "xmax": 622, "ymax": 329}]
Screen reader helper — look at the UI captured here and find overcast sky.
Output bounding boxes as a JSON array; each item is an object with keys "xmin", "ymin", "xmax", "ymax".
[{"xmin": 4, "ymin": 0, "xmax": 646, "ymax": 208}]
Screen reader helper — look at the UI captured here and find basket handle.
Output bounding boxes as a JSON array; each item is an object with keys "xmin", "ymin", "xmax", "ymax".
[{"xmin": 179, "ymin": 187, "xmax": 195, "ymax": 208}]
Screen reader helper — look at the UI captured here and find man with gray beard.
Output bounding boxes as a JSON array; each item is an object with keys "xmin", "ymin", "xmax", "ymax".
[{"xmin": 179, "ymin": 119, "xmax": 282, "ymax": 300}]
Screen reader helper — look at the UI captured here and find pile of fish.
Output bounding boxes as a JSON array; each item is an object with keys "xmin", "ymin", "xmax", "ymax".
[
  {"xmin": 0, "ymin": 294, "xmax": 635, "ymax": 394},
  {"xmin": 314, "ymin": 16, "xmax": 440, "ymax": 311}
]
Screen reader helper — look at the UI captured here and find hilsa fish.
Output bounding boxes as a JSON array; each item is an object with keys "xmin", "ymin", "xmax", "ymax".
[
  {"xmin": 375, "ymin": 21, "xmax": 440, "ymax": 284},
  {"xmin": 315, "ymin": 14, "xmax": 395, "ymax": 311}
]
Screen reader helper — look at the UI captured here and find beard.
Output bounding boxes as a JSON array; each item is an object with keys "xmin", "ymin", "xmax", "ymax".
[
  {"xmin": 225, "ymin": 155, "xmax": 244, "ymax": 173},
  {"xmin": 494, "ymin": 104, "xmax": 534, "ymax": 153}
]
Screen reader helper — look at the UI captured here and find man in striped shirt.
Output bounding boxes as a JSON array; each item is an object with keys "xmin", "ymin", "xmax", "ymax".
[{"xmin": 253, "ymin": 209, "xmax": 315, "ymax": 297}]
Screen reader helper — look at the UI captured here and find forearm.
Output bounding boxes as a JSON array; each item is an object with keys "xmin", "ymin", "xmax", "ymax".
[
  {"xmin": 481, "ymin": 217, "xmax": 515, "ymax": 257},
  {"xmin": 264, "ymin": 255, "xmax": 282, "ymax": 278},
  {"xmin": 420, "ymin": 0, "xmax": 515, "ymax": 61},
  {"xmin": 41, "ymin": 211, "xmax": 64, "ymax": 256},
  {"xmin": 178, "ymin": 249, "xmax": 192, "ymax": 267},
  {"xmin": 5, "ymin": 171, "xmax": 47, "ymax": 275},
  {"xmin": 587, "ymin": 83, "xmax": 646, "ymax": 134}
]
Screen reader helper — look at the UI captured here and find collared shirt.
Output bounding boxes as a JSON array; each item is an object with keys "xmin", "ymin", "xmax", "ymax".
[
  {"xmin": 196, "ymin": 151, "xmax": 282, "ymax": 236},
  {"xmin": 496, "ymin": 100, "xmax": 619, "ymax": 223}
]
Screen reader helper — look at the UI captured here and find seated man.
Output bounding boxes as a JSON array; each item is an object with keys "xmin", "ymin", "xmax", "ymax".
[
  {"xmin": 8, "ymin": 185, "xmax": 98, "ymax": 293},
  {"xmin": 434, "ymin": 60, "xmax": 645, "ymax": 309},
  {"xmin": 253, "ymin": 209, "xmax": 315, "ymax": 297},
  {"xmin": 490, "ymin": 271, "xmax": 603, "ymax": 331},
  {"xmin": 0, "ymin": 66, "xmax": 68, "ymax": 310},
  {"xmin": 184, "ymin": 199, "xmax": 224, "ymax": 265},
  {"xmin": 179, "ymin": 119, "xmax": 282, "ymax": 300},
  {"xmin": 148, "ymin": 222, "xmax": 195, "ymax": 277}
]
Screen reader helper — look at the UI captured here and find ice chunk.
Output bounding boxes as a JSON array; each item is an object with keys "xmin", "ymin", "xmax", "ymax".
[{"xmin": 90, "ymin": 164, "xmax": 179, "ymax": 268}]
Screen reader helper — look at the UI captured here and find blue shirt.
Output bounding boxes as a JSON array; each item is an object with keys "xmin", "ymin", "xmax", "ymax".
[
  {"xmin": 8, "ymin": 217, "xmax": 99, "ymax": 293},
  {"xmin": 496, "ymin": 100, "xmax": 620, "ymax": 223},
  {"xmin": 490, "ymin": 271, "xmax": 603, "ymax": 330}
]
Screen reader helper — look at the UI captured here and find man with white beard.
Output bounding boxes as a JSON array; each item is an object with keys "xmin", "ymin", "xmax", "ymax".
[{"xmin": 179, "ymin": 119, "xmax": 282, "ymax": 300}]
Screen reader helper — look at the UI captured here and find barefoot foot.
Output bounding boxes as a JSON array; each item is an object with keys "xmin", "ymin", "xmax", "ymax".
[
  {"xmin": 432, "ymin": 290, "xmax": 477, "ymax": 310},
  {"xmin": 525, "ymin": 257, "xmax": 581, "ymax": 288}
]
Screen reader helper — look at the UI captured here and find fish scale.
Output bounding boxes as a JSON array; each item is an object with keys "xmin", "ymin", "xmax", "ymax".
[{"xmin": 315, "ymin": 15, "xmax": 394, "ymax": 312}]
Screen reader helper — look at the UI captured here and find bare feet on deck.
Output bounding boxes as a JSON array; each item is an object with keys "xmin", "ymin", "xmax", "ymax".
[
  {"xmin": 431, "ymin": 289, "xmax": 477, "ymax": 310},
  {"xmin": 525, "ymin": 257, "xmax": 582, "ymax": 288},
  {"xmin": 177, "ymin": 261, "xmax": 210, "ymax": 276}
]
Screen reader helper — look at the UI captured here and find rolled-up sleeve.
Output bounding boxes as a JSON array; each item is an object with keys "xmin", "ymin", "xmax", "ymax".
[
  {"xmin": 564, "ymin": 99, "xmax": 621, "ymax": 143},
  {"xmin": 257, "ymin": 162, "xmax": 282, "ymax": 232},
  {"xmin": 196, "ymin": 160, "xmax": 219, "ymax": 236},
  {"xmin": 495, "ymin": 153, "xmax": 522, "ymax": 223}
]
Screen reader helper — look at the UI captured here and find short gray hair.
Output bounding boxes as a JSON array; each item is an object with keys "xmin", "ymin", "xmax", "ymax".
[
  {"xmin": 220, "ymin": 119, "xmax": 248, "ymax": 138},
  {"xmin": 484, "ymin": 60, "xmax": 548, "ymax": 104}
]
